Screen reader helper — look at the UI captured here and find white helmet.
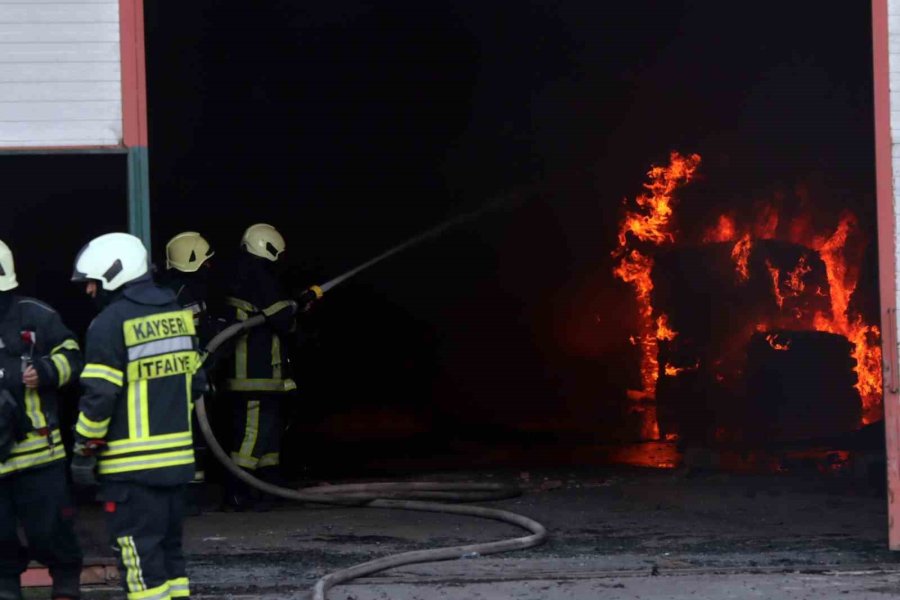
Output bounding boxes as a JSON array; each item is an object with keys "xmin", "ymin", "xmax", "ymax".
[
  {"xmin": 71, "ymin": 233, "xmax": 149, "ymax": 291},
  {"xmin": 0, "ymin": 240, "xmax": 18, "ymax": 292},
  {"xmin": 241, "ymin": 223, "xmax": 285, "ymax": 262},
  {"xmin": 166, "ymin": 231, "xmax": 214, "ymax": 272}
]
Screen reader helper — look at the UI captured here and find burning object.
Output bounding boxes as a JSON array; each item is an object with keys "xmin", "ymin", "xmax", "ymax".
[{"xmin": 612, "ymin": 152, "xmax": 882, "ymax": 444}]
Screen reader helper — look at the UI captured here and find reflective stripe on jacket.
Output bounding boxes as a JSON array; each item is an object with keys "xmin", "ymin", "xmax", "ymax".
[
  {"xmin": 76, "ymin": 279, "xmax": 207, "ymax": 486},
  {"xmin": 0, "ymin": 295, "xmax": 83, "ymax": 478},
  {"xmin": 223, "ymin": 252, "xmax": 296, "ymax": 394}
]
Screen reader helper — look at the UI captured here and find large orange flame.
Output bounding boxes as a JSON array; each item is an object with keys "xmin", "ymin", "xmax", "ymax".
[
  {"xmin": 808, "ymin": 215, "xmax": 882, "ymax": 424},
  {"xmin": 612, "ymin": 152, "xmax": 701, "ymax": 438},
  {"xmin": 615, "ymin": 152, "xmax": 882, "ymax": 440},
  {"xmin": 722, "ymin": 211, "xmax": 882, "ymax": 425}
]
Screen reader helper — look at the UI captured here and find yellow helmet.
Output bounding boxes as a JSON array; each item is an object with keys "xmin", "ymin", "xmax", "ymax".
[
  {"xmin": 166, "ymin": 231, "xmax": 214, "ymax": 272},
  {"xmin": 241, "ymin": 223, "xmax": 285, "ymax": 262},
  {"xmin": 0, "ymin": 240, "xmax": 18, "ymax": 292}
]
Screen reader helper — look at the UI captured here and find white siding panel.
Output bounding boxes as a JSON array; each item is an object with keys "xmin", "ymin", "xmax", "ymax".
[
  {"xmin": 0, "ymin": 0, "xmax": 121, "ymax": 148},
  {"xmin": 0, "ymin": 5, "xmax": 117, "ymax": 24},
  {"xmin": 0, "ymin": 100, "xmax": 120, "ymax": 121},
  {"xmin": 0, "ymin": 81, "xmax": 120, "ymax": 102},
  {"xmin": 890, "ymin": 0, "xmax": 900, "ymax": 349},
  {"xmin": 0, "ymin": 122, "xmax": 120, "ymax": 146},
  {"xmin": 0, "ymin": 23, "xmax": 119, "ymax": 43},
  {"xmin": 0, "ymin": 1, "xmax": 112, "ymax": 3},
  {"xmin": 0, "ymin": 42, "xmax": 119, "ymax": 63},
  {"xmin": 0, "ymin": 62, "xmax": 119, "ymax": 82}
]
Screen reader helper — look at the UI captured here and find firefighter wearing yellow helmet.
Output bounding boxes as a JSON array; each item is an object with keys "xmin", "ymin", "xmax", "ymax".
[
  {"xmin": 223, "ymin": 224, "xmax": 297, "ymax": 510},
  {"xmin": 159, "ymin": 231, "xmax": 217, "ymax": 516},
  {"xmin": 159, "ymin": 231, "xmax": 216, "ymax": 344},
  {"xmin": 0, "ymin": 239, "xmax": 84, "ymax": 600}
]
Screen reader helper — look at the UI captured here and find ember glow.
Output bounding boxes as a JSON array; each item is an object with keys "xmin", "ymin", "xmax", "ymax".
[
  {"xmin": 614, "ymin": 152, "xmax": 883, "ymax": 440},
  {"xmin": 703, "ymin": 214, "xmax": 737, "ymax": 243},
  {"xmin": 766, "ymin": 261, "xmax": 783, "ymax": 309},
  {"xmin": 664, "ymin": 361, "xmax": 700, "ymax": 377},
  {"xmin": 766, "ymin": 334, "xmax": 791, "ymax": 351},
  {"xmin": 731, "ymin": 234, "xmax": 752, "ymax": 283}
]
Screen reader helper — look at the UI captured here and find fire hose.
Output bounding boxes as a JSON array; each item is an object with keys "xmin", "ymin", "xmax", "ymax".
[{"xmin": 194, "ymin": 195, "xmax": 547, "ymax": 599}]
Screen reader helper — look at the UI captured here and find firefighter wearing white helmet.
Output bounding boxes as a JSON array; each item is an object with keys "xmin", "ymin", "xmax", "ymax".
[
  {"xmin": 0, "ymin": 240, "xmax": 18, "ymax": 292},
  {"xmin": 71, "ymin": 232, "xmax": 207, "ymax": 600},
  {"xmin": 223, "ymin": 223, "xmax": 298, "ymax": 509},
  {"xmin": 0, "ymin": 239, "xmax": 83, "ymax": 600}
]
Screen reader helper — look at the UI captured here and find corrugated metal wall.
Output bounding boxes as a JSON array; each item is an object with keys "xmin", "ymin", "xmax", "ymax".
[{"xmin": 0, "ymin": 0, "xmax": 122, "ymax": 148}]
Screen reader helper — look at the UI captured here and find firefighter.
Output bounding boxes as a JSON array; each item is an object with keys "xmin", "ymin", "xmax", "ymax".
[
  {"xmin": 0, "ymin": 239, "xmax": 84, "ymax": 600},
  {"xmin": 70, "ymin": 232, "xmax": 207, "ymax": 600},
  {"xmin": 158, "ymin": 231, "xmax": 216, "ymax": 344},
  {"xmin": 158, "ymin": 231, "xmax": 216, "ymax": 515},
  {"xmin": 223, "ymin": 223, "xmax": 311, "ymax": 510}
]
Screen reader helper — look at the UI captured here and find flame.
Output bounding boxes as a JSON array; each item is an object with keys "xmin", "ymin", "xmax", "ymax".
[
  {"xmin": 766, "ymin": 334, "xmax": 790, "ymax": 351},
  {"xmin": 785, "ymin": 256, "xmax": 810, "ymax": 297},
  {"xmin": 656, "ymin": 315, "xmax": 677, "ymax": 341},
  {"xmin": 756, "ymin": 213, "xmax": 881, "ymax": 423},
  {"xmin": 813, "ymin": 216, "xmax": 855, "ymax": 331},
  {"xmin": 806, "ymin": 215, "xmax": 882, "ymax": 424},
  {"xmin": 703, "ymin": 214, "xmax": 737, "ymax": 243},
  {"xmin": 731, "ymin": 234, "xmax": 752, "ymax": 283},
  {"xmin": 664, "ymin": 361, "xmax": 700, "ymax": 377},
  {"xmin": 766, "ymin": 260, "xmax": 783, "ymax": 309},
  {"xmin": 613, "ymin": 152, "xmax": 701, "ymax": 436},
  {"xmin": 614, "ymin": 152, "xmax": 882, "ymax": 441},
  {"xmin": 754, "ymin": 204, "xmax": 779, "ymax": 239}
]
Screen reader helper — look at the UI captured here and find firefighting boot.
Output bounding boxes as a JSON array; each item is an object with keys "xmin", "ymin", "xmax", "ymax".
[
  {"xmin": 185, "ymin": 483, "xmax": 203, "ymax": 516},
  {"xmin": 223, "ymin": 470, "xmax": 255, "ymax": 511},
  {"xmin": 49, "ymin": 566, "xmax": 82, "ymax": 599},
  {"xmin": 253, "ymin": 466, "xmax": 288, "ymax": 512}
]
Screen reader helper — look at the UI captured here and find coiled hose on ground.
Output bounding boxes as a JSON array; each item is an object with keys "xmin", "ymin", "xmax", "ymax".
[{"xmin": 196, "ymin": 314, "xmax": 548, "ymax": 600}]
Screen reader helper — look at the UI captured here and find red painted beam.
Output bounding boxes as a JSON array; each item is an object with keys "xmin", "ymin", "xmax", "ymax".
[
  {"xmin": 119, "ymin": 0, "xmax": 149, "ymax": 149},
  {"xmin": 871, "ymin": 0, "xmax": 900, "ymax": 550}
]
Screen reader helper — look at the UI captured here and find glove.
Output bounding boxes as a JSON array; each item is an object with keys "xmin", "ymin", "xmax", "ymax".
[
  {"xmin": 297, "ymin": 286, "xmax": 323, "ymax": 312},
  {"xmin": 70, "ymin": 454, "xmax": 98, "ymax": 487}
]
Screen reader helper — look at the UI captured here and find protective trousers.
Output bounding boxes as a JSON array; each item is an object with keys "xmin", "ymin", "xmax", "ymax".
[
  {"xmin": 230, "ymin": 396, "xmax": 282, "ymax": 471},
  {"xmin": 100, "ymin": 482, "xmax": 189, "ymax": 600},
  {"xmin": 0, "ymin": 462, "xmax": 83, "ymax": 600}
]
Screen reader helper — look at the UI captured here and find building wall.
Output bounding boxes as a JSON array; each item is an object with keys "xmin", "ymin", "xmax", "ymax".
[
  {"xmin": 0, "ymin": 0, "xmax": 122, "ymax": 148},
  {"xmin": 891, "ymin": 1, "xmax": 900, "ymax": 340}
]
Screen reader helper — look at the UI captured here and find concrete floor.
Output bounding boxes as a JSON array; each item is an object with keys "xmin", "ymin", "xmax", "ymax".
[{"xmin": 59, "ymin": 462, "xmax": 900, "ymax": 599}]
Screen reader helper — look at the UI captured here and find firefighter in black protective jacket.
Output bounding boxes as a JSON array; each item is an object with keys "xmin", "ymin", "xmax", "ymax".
[
  {"xmin": 158, "ymin": 232, "xmax": 216, "ymax": 345},
  {"xmin": 70, "ymin": 233, "xmax": 207, "ymax": 600},
  {"xmin": 158, "ymin": 231, "xmax": 217, "ymax": 514},
  {"xmin": 0, "ymin": 240, "xmax": 83, "ymax": 600},
  {"xmin": 223, "ymin": 223, "xmax": 317, "ymax": 509}
]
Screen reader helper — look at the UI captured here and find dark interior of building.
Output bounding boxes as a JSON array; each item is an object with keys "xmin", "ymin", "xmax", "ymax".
[{"xmin": 0, "ymin": 1, "xmax": 882, "ymax": 484}]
